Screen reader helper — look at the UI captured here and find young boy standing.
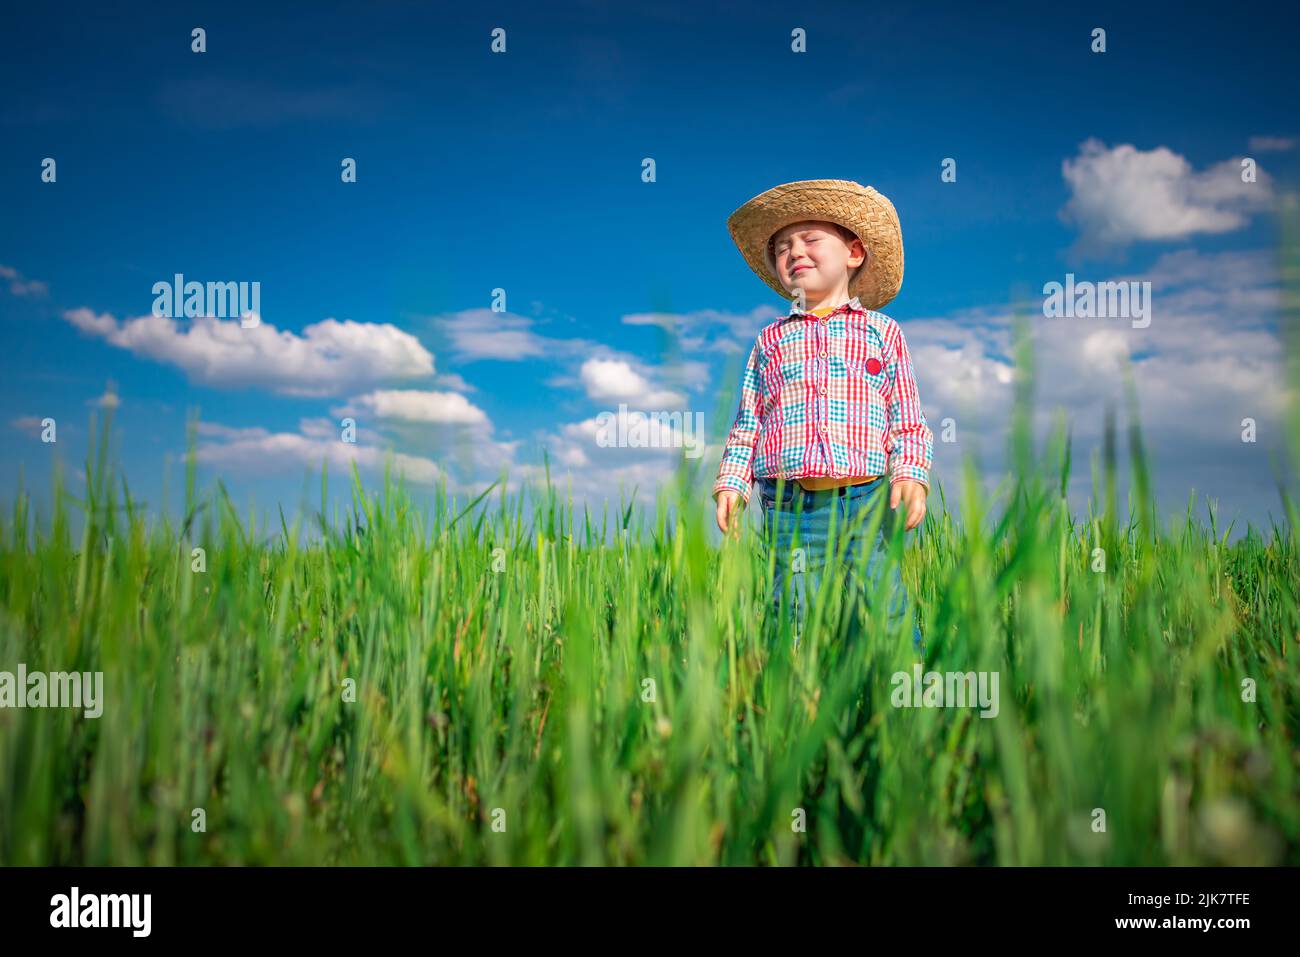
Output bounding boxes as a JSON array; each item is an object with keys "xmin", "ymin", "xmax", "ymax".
[{"xmin": 711, "ymin": 179, "xmax": 932, "ymax": 651}]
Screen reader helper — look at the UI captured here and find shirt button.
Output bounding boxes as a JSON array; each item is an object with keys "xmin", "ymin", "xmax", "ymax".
[
  {"xmin": 819, "ymin": 386, "xmax": 826, "ymax": 395},
  {"xmin": 819, "ymin": 425, "xmax": 827, "ymax": 433},
  {"xmin": 820, "ymin": 319, "xmax": 828, "ymax": 327},
  {"xmin": 819, "ymin": 350, "xmax": 827, "ymax": 358}
]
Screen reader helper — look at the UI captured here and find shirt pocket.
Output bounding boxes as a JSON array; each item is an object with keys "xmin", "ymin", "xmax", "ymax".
[{"xmin": 844, "ymin": 339, "xmax": 890, "ymax": 397}]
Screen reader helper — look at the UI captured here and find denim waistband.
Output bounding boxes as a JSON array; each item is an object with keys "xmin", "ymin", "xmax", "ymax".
[{"xmin": 758, "ymin": 475, "xmax": 884, "ymax": 497}]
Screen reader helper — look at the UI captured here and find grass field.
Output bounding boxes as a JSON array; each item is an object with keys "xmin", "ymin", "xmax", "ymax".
[{"xmin": 2, "ymin": 313, "xmax": 1298, "ymax": 868}]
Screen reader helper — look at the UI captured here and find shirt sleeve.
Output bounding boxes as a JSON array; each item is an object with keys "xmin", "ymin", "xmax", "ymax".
[
  {"xmin": 882, "ymin": 319, "xmax": 933, "ymax": 490},
  {"xmin": 712, "ymin": 339, "xmax": 765, "ymax": 506}
]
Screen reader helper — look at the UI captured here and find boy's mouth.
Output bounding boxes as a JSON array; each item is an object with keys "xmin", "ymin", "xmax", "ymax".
[{"xmin": 792, "ymin": 265, "xmax": 812, "ymax": 274}]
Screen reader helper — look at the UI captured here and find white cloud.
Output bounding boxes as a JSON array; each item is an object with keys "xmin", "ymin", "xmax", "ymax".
[
  {"xmin": 1247, "ymin": 135, "xmax": 1296, "ymax": 153},
  {"xmin": 193, "ymin": 418, "xmax": 442, "ymax": 485},
  {"xmin": 896, "ymin": 247, "xmax": 1289, "ymax": 529},
  {"xmin": 430, "ymin": 308, "xmax": 600, "ymax": 361},
  {"xmin": 622, "ymin": 304, "xmax": 779, "ymax": 355},
  {"xmin": 427, "ymin": 308, "xmax": 723, "ymax": 414},
  {"xmin": 324, "ymin": 389, "xmax": 527, "ymax": 492},
  {"xmin": 0, "ymin": 264, "xmax": 48, "ymax": 298},
  {"xmin": 434, "ymin": 371, "xmax": 478, "ymax": 393},
  {"xmin": 197, "ymin": 421, "xmax": 273, "ymax": 442},
  {"xmin": 65, "ymin": 309, "xmax": 118, "ymax": 336},
  {"xmin": 620, "ymin": 312, "xmax": 678, "ymax": 331},
  {"xmin": 514, "ymin": 451, "xmax": 680, "ymax": 511},
  {"xmin": 336, "ymin": 389, "xmax": 490, "ymax": 425},
  {"xmin": 896, "ymin": 316, "xmax": 1016, "ymax": 413},
  {"xmin": 560, "ymin": 407, "xmax": 702, "ymax": 459},
  {"xmin": 1060, "ymin": 138, "xmax": 1275, "ymax": 251},
  {"xmin": 428, "ymin": 305, "xmax": 725, "ymax": 394},
  {"xmin": 10, "ymin": 415, "xmax": 47, "ymax": 439},
  {"xmin": 62, "ymin": 309, "xmax": 434, "ymax": 397},
  {"xmin": 578, "ymin": 357, "xmax": 688, "ymax": 408},
  {"xmin": 513, "ymin": 404, "xmax": 712, "ymax": 515}
]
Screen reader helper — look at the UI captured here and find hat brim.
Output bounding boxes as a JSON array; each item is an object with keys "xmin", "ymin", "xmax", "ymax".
[{"xmin": 727, "ymin": 179, "xmax": 903, "ymax": 310}]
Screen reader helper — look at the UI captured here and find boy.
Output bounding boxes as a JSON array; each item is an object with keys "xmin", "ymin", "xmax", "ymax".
[{"xmin": 711, "ymin": 179, "xmax": 932, "ymax": 650}]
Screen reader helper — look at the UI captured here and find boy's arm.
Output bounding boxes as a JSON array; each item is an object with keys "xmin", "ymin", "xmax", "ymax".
[
  {"xmin": 882, "ymin": 320, "xmax": 933, "ymax": 489},
  {"xmin": 712, "ymin": 340, "xmax": 766, "ymax": 507}
]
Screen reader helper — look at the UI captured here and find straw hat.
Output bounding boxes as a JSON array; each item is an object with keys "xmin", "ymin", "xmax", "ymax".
[{"xmin": 726, "ymin": 179, "xmax": 903, "ymax": 310}]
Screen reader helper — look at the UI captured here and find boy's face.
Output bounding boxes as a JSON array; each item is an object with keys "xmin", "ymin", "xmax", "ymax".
[{"xmin": 769, "ymin": 220, "xmax": 866, "ymax": 297}]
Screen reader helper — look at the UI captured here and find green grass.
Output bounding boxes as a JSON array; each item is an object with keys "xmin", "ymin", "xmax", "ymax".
[{"xmin": 1, "ymin": 331, "xmax": 1297, "ymax": 866}]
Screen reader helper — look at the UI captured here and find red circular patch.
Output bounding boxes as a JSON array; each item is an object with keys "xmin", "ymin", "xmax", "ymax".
[{"xmin": 865, "ymin": 357, "xmax": 883, "ymax": 375}]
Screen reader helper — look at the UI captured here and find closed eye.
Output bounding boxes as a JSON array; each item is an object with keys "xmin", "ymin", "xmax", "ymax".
[{"xmin": 777, "ymin": 236, "xmax": 823, "ymax": 252}]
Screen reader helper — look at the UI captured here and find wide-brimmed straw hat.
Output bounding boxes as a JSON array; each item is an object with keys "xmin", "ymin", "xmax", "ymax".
[{"xmin": 726, "ymin": 179, "xmax": 903, "ymax": 310}]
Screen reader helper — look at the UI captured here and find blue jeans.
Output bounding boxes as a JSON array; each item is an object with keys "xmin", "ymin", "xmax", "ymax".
[{"xmin": 758, "ymin": 476, "xmax": 924, "ymax": 653}]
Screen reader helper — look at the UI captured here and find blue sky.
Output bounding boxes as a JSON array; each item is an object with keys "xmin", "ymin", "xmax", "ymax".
[{"xmin": 2, "ymin": 0, "xmax": 1298, "ymax": 541}]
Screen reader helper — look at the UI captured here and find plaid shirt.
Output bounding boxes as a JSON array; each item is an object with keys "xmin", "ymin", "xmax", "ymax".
[{"xmin": 712, "ymin": 295, "xmax": 933, "ymax": 506}]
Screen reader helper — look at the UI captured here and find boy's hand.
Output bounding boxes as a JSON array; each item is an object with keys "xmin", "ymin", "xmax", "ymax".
[
  {"xmin": 889, "ymin": 479, "xmax": 927, "ymax": 531},
  {"xmin": 715, "ymin": 490, "xmax": 745, "ymax": 535}
]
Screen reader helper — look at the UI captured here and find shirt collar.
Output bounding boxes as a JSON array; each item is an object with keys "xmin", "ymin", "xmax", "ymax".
[{"xmin": 786, "ymin": 295, "xmax": 864, "ymax": 319}]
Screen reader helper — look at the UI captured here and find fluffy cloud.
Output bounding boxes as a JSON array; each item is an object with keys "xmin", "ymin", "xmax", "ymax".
[
  {"xmin": 899, "ymin": 247, "xmax": 1289, "ymax": 526},
  {"xmin": 335, "ymin": 389, "xmax": 490, "ymax": 425},
  {"xmin": 513, "ymin": 447, "xmax": 681, "ymax": 511},
  {"xmin": 429, "ymin": 307, "xmax": 715, "ymax": 396},
  {"xmin": 62, "ymin": 309, "xmax": 434, "ymax": 397},
  {"xmin": 434, "ymin": 371, "xmax": 478, "ymax": 393},
  {"xmin": 0, "ymin": 264, "xmax": 48, "ymax": 297},
  {"xmin": 430, "ymin": 308, "xmax": 600, "ymax": 361},
  {"xmin": 577, "ymin": 357, "xmax": 688, "ymax": 408},
  {"xmin": 1060, "ymin": 138, "xmax": 1275, "ymax": 251},
  {"xmin": 557, "ymin": 406, "xmax": 706, "ymax": 465},
  {"xmin": 895, "ymin": 313, "xmax": 1016, "ymax": 414},
  {"xmin": 193, "ymin": 418, "xmax": 442, "ymax": 485},
  {"xmin": 622, "ymin": 304, "xmax": 778, "ymax": 355},
  {"xmin": 325, "ymin": 388, "xmax": 529, "ymax": 492}
]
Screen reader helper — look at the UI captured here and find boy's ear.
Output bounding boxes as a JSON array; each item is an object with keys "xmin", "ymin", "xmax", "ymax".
[{"xmin": 852, "ymin": 244, "xmax": 870, "ymax": 276}]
